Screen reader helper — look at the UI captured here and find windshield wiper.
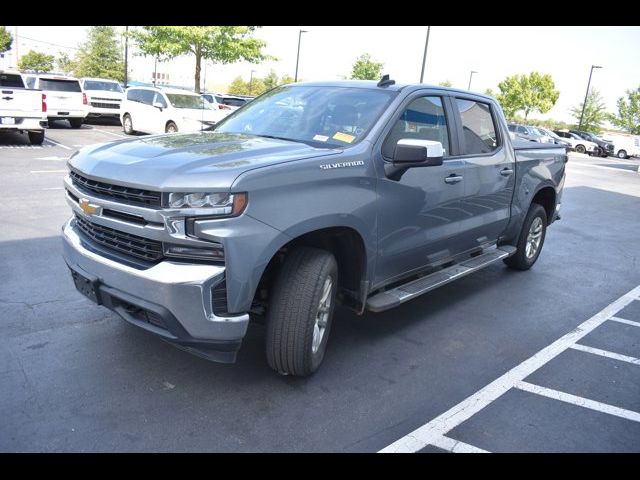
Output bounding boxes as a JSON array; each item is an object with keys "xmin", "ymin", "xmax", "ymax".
[{"xmin": 254, "ymin": 134, "xmax": 297, "ymax": 143}]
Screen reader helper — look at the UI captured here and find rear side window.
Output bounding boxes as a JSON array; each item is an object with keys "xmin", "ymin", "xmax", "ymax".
[
  {"xmin": 24, "ymin": 77, "xmax": 36, "ymax": 89},
  {"xmin": 0, "ymin": 73, "xmax": 25, "ymax": 88},
  {"xmin": 455, "ymin": 99, "xmax": 499, "ymax": 155},
  {"xmin": 139, "ymin": 89, "xmax": 156, "ymax": 105},
  {"xmin": 39, "ymin": 79, "xmax": 82, "ymax": 92},
  {"xmin": 127, "ymin": 89, "xmax": 142, "ymax": 102},
  {"xmin": 383, "ymin": 96, "xmax": 450, "ymax": 158}
]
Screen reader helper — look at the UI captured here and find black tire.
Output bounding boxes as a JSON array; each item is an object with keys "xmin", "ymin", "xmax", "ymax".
[
  {"xmin": 265, "ymin": 247, "xmax": 338, "ymax": 377},
  {"xmin": 28, "ymin": 130, "xmax": 45, "ymax": 145},
  {"xmin": 575, "ymin": 144, "xmax": 586, "ymax": 154},
  {"xmin": 122, "ymin": 114, "xmax": 134, "ymax": 135},
  {"xmin": 165, "ymin": 121, "xmax": 178, "ymax": 133},
  {"xmin": 69, "ymin": 118, "xmax": 83, "ymax": 129},
  {"xmin": 617, "ymin": 150, "xmax": 628, "ymax": 159},
  {"xmin": 504, "ymin": 203, "xmax": 547, "ymax": 271}
]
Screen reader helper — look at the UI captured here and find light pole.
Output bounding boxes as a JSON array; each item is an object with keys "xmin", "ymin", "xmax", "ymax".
[
  {"xmin": 419, "ymin": 26, "xmax": 431, "ymax": 83},
  {"xmin": 123, "ymin": 26, "xmax": 128, "ymax": 88},
  {"xmin": 294, "ymin": 29, "xmax": 308, "ymax": 82},
  {"xmin": 578, "ymin": 65, "xmax": 602, "ymax": 130},
  {"xmin": 468, "ymin": 70, "xmax": 477, "ymax": 90},
  {"xmin": 249, "ymin": 69, "xmax": 257, "ymax": 95}
]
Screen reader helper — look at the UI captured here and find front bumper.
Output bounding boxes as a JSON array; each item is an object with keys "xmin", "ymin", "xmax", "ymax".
[{"xmin": 62, "ymin": 218, "xmax": 250, "ymax": 362}]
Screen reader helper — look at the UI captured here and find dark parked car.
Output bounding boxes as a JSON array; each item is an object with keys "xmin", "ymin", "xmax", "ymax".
[{"xmin": 569, "ymin": 129, "xmax": 614, "ymax": 157}]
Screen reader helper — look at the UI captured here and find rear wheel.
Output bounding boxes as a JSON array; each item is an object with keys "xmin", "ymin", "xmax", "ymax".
[
  {"xmin": 69, "ymin": 118, "xmax": 83, "ymax": 129},
  {"xmin": 28, "ymin": 130, "xmax": 45, "ymax": 145},
  {"xmin": 504, "ymin": 203, "xmax": 547, "ymax": 271},
  {"xmin": 122, "ymin": 114, "xmax": 134, "ymax": 135},
  {"xmin": 575, "ymin": 144, "xmax": 586, "ymax": 154},
  {"xmin": 265, "ymin": 247, "xmax": 338, "ymax": 377},
  {"xmin": 165, "ymin": 121, "xmax": 178, "ymax": 133},
  {"xmin": 617, "ymin": 149, "xmax": 628, "ymax": 159}
]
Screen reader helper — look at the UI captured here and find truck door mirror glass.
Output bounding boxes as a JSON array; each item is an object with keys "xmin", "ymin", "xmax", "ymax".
[{"xmin": 393, "ymin": 139, "xmax": 444, "ymax": 166}]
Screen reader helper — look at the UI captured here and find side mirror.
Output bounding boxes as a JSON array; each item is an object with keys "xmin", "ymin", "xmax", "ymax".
[
  {"xmin": 153, "ymin": 101, "xmax": 164, "ymax": 110},
  {"xmin": 393, "ymin": 139, "xmax": 444, "ymax": 166}
]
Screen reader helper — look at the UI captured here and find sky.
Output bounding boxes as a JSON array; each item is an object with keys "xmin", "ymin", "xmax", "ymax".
[{"xmin": 3, "ymin": 26, "xmax": 639, "ymax": 123}]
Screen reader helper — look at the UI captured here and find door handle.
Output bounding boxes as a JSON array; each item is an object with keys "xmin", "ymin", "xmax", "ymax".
[
  {"xmin": 444, "ymin": 175, "xmax": 463, "ymax": 184},
  {"xmin": 500, "ymin": 168, "xmax": 514, "ymax": 176}
]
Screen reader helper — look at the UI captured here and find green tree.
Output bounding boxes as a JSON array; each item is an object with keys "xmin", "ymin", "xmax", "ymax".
[
  {"xmin": 496, "ymin": 72, "xmax": 560, "ymax": 121},
  {"xmin": 0, "ymin": 26, "xmax": 12, "ymax": 54},
  {"xmin": 18, "ymin": 50, "xmax": 54, "ymax": 73},
  {"xmin": 484, "ymin": 88, "xmax": 497, "ymax": 97},
  {"xmin": 570, "ymin": 88, "xmax": 608, "ymax": 133},
  {"xmin": 131, "ymin": 26, "xmax": 267, "ymax": 93},
  {"xmin": 350, "ymin": 53, "xmax": 383, "ymax": 80},
  {"xmin": 74, "ymin": 26, "xmax": 124, "ymax": 81},
  {"xmin": 228, "ymin": 70, "xmax": 293, "ymax": 96},
  {"xmin": 56, "ymin": 52, "xmax": 77, "ymax": 75},
  {"xmin": 608, "ymin": 86, "xmax": 640, "ymax": 134},
  {"xmin": 439, "ymin": 80, "xmax": 453, "ymax": 87}
]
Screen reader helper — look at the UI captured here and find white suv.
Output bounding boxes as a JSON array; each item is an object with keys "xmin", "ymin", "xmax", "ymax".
[
  {"xmin": 80, "ymin": 77, "xmax": 124, "ymax": 121},
  {"xmin": 23, "ymin": 74, "xmax": 88, "ymax": 128},
  {"xmin": 121, "ymin": 86, "xmax": 227, "ymax": 135}
]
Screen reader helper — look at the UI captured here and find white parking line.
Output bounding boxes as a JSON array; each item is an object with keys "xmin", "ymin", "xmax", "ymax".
[
  {"xmin": 41, "ymin": 187, "xmax": 64, "ymax": 191},
  {"xmin": 515, "ymin": 381, "xmax": 640, "ymax": 423},
  {"xmin": 92, "ymin": 128, "xmax": 127, "ymax": 138},
  {"xmin": 429, "ymin": 435, "xmax": 489, "ymax": 453},
  {"xmin": 610, "ymin": 316, "xmax": 640, "ymax": 328},
  {"xmin": 30, "ymin": 170, "xmax": 67, "ymax": 173},
  {"xmin": 379, "ymin": 285, "xmax": 640, "ymax": 453},
  {"xmin": 44, "ymin": 138, "xmax": 73, "ymax": 150},
  {"xmin": 570, "ymin": 343, "xmax": 640, "ymax": 365}
]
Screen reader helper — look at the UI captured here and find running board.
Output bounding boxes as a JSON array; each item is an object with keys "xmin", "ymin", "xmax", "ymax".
[{"xmin": 366, "ymin": 246, "xmax": 517, "ymax": 312}]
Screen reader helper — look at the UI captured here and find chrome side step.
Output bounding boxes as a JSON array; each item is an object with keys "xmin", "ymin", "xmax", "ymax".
[{"xmin": 366, "ymin": 245, "xmax": 517, "ymax": 312}]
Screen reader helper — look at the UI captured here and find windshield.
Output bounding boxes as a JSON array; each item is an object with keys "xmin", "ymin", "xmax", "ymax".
[
  {"xmin": 166, "ymin": 93, "xmax": 214, "ymax": 109},
  {"xmin": 215, "ymin": 85, "xmax": 397, "ymax": 147},
  {"xmin": 83, "ymin": 80, "xmax": 123, "ymax": 92}
]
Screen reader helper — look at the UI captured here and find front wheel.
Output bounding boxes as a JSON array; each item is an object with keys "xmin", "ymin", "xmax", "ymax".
[
  {"xmin": 617, "ymin": 150, "xmax": 628, "ymax": 159},
  {"xmin": 265, "ymin": 247, "xmax": 338, "ymax": 377},
  {"xmin": 504, "ymin": 203, "xmax": 547, "ymax": 271}
]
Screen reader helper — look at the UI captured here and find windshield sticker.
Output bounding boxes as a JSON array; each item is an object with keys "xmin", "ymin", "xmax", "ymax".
[
  {"xmin": 313, "ymin": 134, "xmax": 329, "ymax": 142},
  {"xmin": 333, "ymin": 132, "xmax": 355, "ymax": 144}
]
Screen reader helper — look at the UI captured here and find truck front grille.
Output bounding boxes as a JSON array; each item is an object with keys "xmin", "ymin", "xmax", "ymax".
[
  {"xmin": 91, "ymin": 102, "xmax": 120, "ymax": 109},
  {"xmin": 70, "ymin": 170, "xmax": 162, "ymax": 207},
  {"xmin": 74, "ymin": 214, "xmax": 164, "ymax": 262}
]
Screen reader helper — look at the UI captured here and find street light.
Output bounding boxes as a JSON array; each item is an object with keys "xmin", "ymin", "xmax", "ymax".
[
  {"xmin": 249, "ymin": 69, "xmax": 257, "ymax": 95},
  {"xmin": 294, "ymin": 29, "xmax": 308, "ymax": 82},
  {"xmin": 468, "ymin": 70, "xmax": 477, "ymax": 90},
  {"xmin": 578, "ymin": 65, "xmax": 603, "ymax": 130},
  {"xmin": 419, "ymin": 26, "xmax": 431, "ymax": 83}
]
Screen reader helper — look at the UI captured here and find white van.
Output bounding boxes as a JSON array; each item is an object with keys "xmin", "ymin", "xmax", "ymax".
[
  {"xmin": 121, "ymin": 86, "xmax": 226, "ymax": 135},
  {"xmin": 600, "ymin": 132, "xmax": 640, "ymax": 159},
  {"xmin": 24, "ymin": 74, "xmax": 88, "ymax": 128}
]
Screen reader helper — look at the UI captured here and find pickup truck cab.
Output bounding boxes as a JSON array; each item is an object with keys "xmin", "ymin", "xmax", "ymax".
[
  {"xmin": 62, "ymin": 79, "xmax": 566, "ymax": 376},
  {"xmin": 24, "ymin": 74, "xmax": 88, "ymax": 128},
  {"xmin": 0, "ymin": 70, "xmax": 47, "ymax": 144}
]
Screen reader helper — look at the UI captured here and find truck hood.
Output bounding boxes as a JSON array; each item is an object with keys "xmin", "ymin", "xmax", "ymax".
[{"xmin": 69, "ymin": 132, "xmax": 341, "ymax": 191}]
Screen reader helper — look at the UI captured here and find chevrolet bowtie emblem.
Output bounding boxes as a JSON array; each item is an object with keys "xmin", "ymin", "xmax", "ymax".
[{"xmin": 79, "ymin": 198, "xmax": 100, "ymax": 216}]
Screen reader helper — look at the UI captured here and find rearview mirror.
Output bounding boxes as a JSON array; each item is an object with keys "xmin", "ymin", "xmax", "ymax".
[
  {"xmin": 153, "ymin": 101, "xmax": 164, "ymax": 110},
  {"xmin": 393, "ymin": 139, "xmax": 444, "ymax": 166}
]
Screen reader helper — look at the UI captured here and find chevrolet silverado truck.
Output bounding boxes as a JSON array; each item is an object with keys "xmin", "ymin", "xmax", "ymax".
[
  {"xmin": 0, "ymin": 70, "xmax": 47, "ymax": 144},
  {"xmin": 62, "ymin": 78, "xmax": 566, "ymax": 376}
]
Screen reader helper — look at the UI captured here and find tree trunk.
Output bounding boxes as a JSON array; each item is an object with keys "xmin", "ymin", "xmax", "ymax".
[
  {"xmin": 194, "ymin": 51, "xmax": 201, "ymax": 93},
  {"xmin": 524, "ymin": 108, "xmax": 529, "ymax": 121}
]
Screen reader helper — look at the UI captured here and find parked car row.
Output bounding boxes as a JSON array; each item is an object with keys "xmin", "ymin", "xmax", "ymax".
[{"xmin": 0, "ymin": 69, "xmax": 47, "ymax": 144}]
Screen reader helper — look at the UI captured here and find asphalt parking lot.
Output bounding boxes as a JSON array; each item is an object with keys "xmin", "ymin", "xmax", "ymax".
[{"xmin": 1, "ymin": 121, "xmax": 639, "ymax": 452}]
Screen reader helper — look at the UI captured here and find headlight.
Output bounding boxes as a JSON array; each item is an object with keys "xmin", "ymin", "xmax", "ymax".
[{"xmin": 167, "ymin": 192, "xmax": 247, "ymax": 216}]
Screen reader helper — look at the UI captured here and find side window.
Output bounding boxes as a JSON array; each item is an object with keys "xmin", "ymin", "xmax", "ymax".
[
  {"xmin": 127, "ymin": 89, "xmax": 141, "ymax": 102},
  {"xmin": 382, "ymin": 96, "xmax": 450, "ymax": 159},
  {"xmin": 139, "ymin": 89, "xmax": 156, "ymax": 106},
  {"xmin": 153, "ymin": 92, "xmax": 167, "ymax": 108},
  {"xmin": 517, "ymin": 126, "xmax": 526, "ymax": 134},
  {"xmin": 24, "ymin": 76, "xmax": 36, "ymax": 89},
  {"xmin": 455, "ymin": 98, "xmax": 499, "ymax": 155}
]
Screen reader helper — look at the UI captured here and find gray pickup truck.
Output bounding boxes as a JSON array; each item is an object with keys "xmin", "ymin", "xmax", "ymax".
[{"xmin": 62, "ymin": 78, "xmax": 566, "ymax": 376}]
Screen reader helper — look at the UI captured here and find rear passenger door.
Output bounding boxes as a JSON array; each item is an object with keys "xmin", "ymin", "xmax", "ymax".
[{"xmin": 451, "ymin": 97, "xmax": 515, "ymax": 246}]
